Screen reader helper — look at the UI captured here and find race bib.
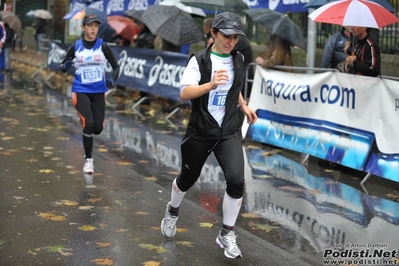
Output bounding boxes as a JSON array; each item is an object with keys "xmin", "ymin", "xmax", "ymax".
[{"xmin": 81, "ymin": 65, "xmax": 102, "ymax": 84}]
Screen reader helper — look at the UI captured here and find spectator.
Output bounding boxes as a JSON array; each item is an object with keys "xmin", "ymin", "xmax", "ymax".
[
  {"xmin": 0, "ymin": 17, "xmax": 5, "ymax": 71},
  {"xmin": 320, "ymin": 27, "xmax": 351, "ymax": 68},
  {"xmin": 13, "ymin": 29, "xmax": 23, "ymax": 53},
  {"xmin": 32, "ymin": 18, "xmax": 46, "ymax": 54},
  {"xmin": 255, "ymin": 34, "xmax": 293, "ymax": 71},
  {"xmin": 134, "ymin": 21, "xmax": 155, "ymax": 49},
  {"xmin": 345, "ymin": 26, "xmax": 381, "ymax": 77},
  {"xmin": 202, "ymin": 17, "xmax": 213, "ymax": 48},
  {"xmin": 160, "ymin": 39, "xmax": 180, "ymax": 52},
  {"xmin": 3, "ymin": 21, "xmax": 14, "ymax": 71}
]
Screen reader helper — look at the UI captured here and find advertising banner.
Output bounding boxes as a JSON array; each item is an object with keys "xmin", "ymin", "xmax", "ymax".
[
  {"xmin": 47, "ymin": 41, "xmax": 189, "ymax": 103},
  {"xmin": 242, "ymin": 67, "xmax": 399, "ymax": 182}
]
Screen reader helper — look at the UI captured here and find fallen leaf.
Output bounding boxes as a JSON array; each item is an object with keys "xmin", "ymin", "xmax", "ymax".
[
  {"xmin": 97, "ymin": 242, "xmax": 112, "ymax": 248},
  {"xmin": 176, "ymin": 228, "xmax": 188, "ymax": 233},
  {"xmin": 176, "ymin": 241, "xmax": 195, "ymax": 247},
  {"xmin": 199, "ymin": 222, "xmax": 215, "ymax": 228},
  {"xmin": 252, "ymin": 224, "xmax": 279, "ymax": 232},
  {"xmin": 51, "ymin": 216, "xmax": 67, "ymax": 221},
  {"xmin": 142, "ymin": 261, "xmax": 162, "ymax": 266},
  {"xmin": 116, "ymin": 229, "xmax": 128, "ymax": 233},
  {"xmin": 88, "ymin": 197, "xmax": 102, "ymax": 203},
  {"xmin": 139, "ymin": 244, "xmax": 167, "ymax": 253},
  {"xmin": 167, "ymin": 171, "xmax": 180, "ymax": 176},
  {"xmin": 279, "ymin": 186, "xmax": 304, "ymax": 192},
  {"xmin": 91, "ymin": 258, "xmax": 114, "ymax": 265},
  {"xmin": 143, "ymin": 176, "xmax": 157, "ymax": 181},
  {"xmin": 241, "ymin": 213, "xmax": 260, "ymax": 219},
  {"xmin": 46, "ymin": 245, "xmax": 64, "ymax": 252},
  {"xmin": 55, "ymin": 200, "xmax": 79, "ymax": 206},
  {"xmin": 78, "ymin": 225, "xmax": 96, "ymax": 231},
  {"xmin": 252, "ymin": 174, "xmax": 272, "ymax": 179},
  {"xmin": 79, "ymin": 206, "xmax": 94, "ymax": 210},
  {"xmin": 135, "ymin": 211, "xmax": 150, "ymax": 215},
  {"xmin": 139, "ymin": 160, "xmax": 149, "ymax": 164},
  {"xmin": 117, "ymin": 162, "xmax": 134, "ymax": 166},
  {"xmin": 98, "ymin": 148, "xmax": 108, "ymax": 152},
  {"xmin": 39, "ymin": 169, "xmax": 54, "ymax": 173}
]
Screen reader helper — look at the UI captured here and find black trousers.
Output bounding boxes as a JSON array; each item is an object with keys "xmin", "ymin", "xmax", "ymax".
[
  {"xmin": 73, "ymin": 92, "xmax": 105, "ymax": 158},
  {"xmin": 176, "ymin": 135, "xmax": 245, "ymax": 199}
]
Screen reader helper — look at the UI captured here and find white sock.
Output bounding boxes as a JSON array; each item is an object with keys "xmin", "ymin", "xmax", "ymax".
[
  {"xmin": 170, "ymin": 177, "xmax": 186, "ymax": 208},
  {"xmin": 222, "ymin": 191, "xmax": 243, "ymax": 227}
]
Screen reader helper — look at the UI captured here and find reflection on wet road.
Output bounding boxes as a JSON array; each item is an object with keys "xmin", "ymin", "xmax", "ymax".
[
  {"xmin": 42, "ymin": 84, "xmax": 399, "ymax": 266},
  {"xmin": 2, "ymin": 70, "xmax": 399, "ymax": 265}
]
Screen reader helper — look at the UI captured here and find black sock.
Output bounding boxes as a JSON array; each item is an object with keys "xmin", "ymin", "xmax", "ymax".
[
  {"xmin": 221, "ymin": 225, "xmax": 234, "ymax": 235},
  {"xmin": 169, "ymin": 206, "xmax": 179, "ymax": 216}
]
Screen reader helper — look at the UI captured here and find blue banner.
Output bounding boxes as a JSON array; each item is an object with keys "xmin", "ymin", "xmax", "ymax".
[
  {"xmin": 71, "ymin": 0, "xmax": 310, "ymax": 15},
  {"xmin": 47, "ymin": 41, "xmax": 190, "ymax": 103}
]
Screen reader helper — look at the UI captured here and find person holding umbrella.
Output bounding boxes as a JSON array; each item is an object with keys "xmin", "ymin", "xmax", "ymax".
[
  {"xmin": 160, "ymin": 12, "xmax": 257, "ymax": 259},
  {"xmin": 32, "ymin": 17, "xmax": 46, "ymax": 54},
  {"xmin": 59, "ymin": 14, "xmax": 120, "ymax": 174},
  {"xmin": 255, "ymin": 34, "xmax": 293, "ymax": 71}
]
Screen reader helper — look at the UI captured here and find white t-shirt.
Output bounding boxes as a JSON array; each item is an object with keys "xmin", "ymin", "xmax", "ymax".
[{"xmin": 180, "ymin": 52, "xmax": 234, "ymax": 126}]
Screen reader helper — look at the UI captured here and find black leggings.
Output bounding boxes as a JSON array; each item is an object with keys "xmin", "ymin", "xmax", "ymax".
[
  {"xmin": 176, "ymin": 135, "xmax": 245, "ymax": 199},
  {"xmin": 73, "ymin": 92, "xmax": 105, "ymax": 158}
]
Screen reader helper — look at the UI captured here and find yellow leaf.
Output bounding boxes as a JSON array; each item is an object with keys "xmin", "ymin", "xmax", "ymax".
[
  {"xmin": 139, "ymin": 160, "xmax": 149, "ymax": 164},
  {"xmin": 279, "ymin": 186, "xmax": 304, "ymax": 192},
  {"xmin": 78, "ymin": 225, "xmax": 96, "ymax": 231},
  {"xmin": 38, "ymin": 212, "xmax": 56, "ymax": 220},
  {"xmin": 199, "ymin": 222, "xmax": 214, "ymax": 228},
  {"xmin": 55, "ymin": 200, "xmax": 79, "ymax": 206},
  {"xmin": 88, "ymin": 197, "xmax": 102, "ymax": 203},
  {"xmin": 135, "ymin": 211, "xmax": 150, "ymax": 215},
  {"xmin": 241, "ymin": 213, "xmax": 260, "ymax": 219},
  {"xmin": 143, "ymin": 176, "xmax": 157, "ymax": 181},
  {"xmin": 142, "ymin": 262, "xmax": 160, "ymax": 266},
  {"xmin": 43, "ymin": 146, "xmax": 54, "ymax": 150},
  {"xmin": 97, "ymin": 242, "xmax": 112, "ymax": 247},
  {"xmin": 252, "ymin": 174, "xmax": 272, "ymax": 179},
  {"xmin": 116, "ymin": 228, "xmax": 128, "ymax": 233},
  {"xmin": 39, "ymin": 169, "xmax": 54, "ymax": 173},
  {"xmin": 1, "ymin": 136, "xmax": 14, "ymax": 141},
  {"xmin": 28, "ymin": 250, "xmax": 37, "ymax": 255},
  {"xmin": 176, "ymin": 241, "xmax": 195, "ymax": 247},
  {"xmin": 167, "ymin": 171, "xmax": 180, "ymax": 176},
  {"xmin": 97, "ymin": 148, "xmax": 108, "ymax": 152},
  {"xmin": 176, "ymin": 228, "xmax": 188, "ymax": 233},
  {"xmin": 139, "ymin": 244, "xmax": 167, "ymax": 253},
  {"xmin": 117, "ymin": 161, "xmax": 134, "ymax": 166},
  {"xmin": 91, "ymin": 258, "xmax": 114, "ymax": 265},
  {"xmin": 252, "ymin": 224, "xmax": 279, "ymax": 232},
  {"xmin": 79, "ymin": 206, "xmax": 94, "ymax": 210},
  {"xmin": 51, "ymin": 215, "xmax": 66, "ymax": 221}
]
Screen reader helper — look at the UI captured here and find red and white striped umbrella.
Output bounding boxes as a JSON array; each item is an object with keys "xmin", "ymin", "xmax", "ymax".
[{"xmin": 308, "ymin": 0, "xmax": 399, "ymax": 28}]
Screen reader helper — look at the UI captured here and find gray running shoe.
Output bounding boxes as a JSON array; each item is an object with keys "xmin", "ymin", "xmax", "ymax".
[
  {"xmin": 161, "ymin": 202, "xmax": 178, "ymax": 238},
  {"xmin": 215, "ymin": 229, "xmax": 242, "ymax": 259}
]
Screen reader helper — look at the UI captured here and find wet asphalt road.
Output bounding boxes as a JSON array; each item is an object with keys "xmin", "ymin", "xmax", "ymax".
[{"xmin": 1, "ymin": 59, "xmax": 399, "ymax": 266}]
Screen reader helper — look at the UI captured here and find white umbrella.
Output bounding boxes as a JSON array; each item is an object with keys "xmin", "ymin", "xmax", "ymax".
[
  {"xmin": 159, "ymin": 0, "xmax": 206, "ymax": 17},
  {"xmin": 32, "ymin": 9, "xmax": 53, "ymax": 20}
]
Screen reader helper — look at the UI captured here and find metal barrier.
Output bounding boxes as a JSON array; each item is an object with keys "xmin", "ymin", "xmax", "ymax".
[{"xmin": 31, "ymin": 38, "xmax": 59, "ymax": 88}]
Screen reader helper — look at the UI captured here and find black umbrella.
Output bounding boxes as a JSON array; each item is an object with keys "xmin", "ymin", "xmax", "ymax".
[
  {"xmin": 124, "ymin": 9, "xmax": 144, "ymax": 22},
  {"xmin": 142, "ymin": 5, "xmax": 203, "ymax": 46},
  {"xmin": 181, "ymin": 0, "xmax": 249, "ymax": 14},
  {"xmin": 244, "ymin": 8, "xmax": 307, "ymax": 52}
]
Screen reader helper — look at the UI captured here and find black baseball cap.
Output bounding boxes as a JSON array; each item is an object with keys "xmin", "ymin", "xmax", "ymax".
[
  {"xmin": 211, "ymin": 12, "xmax": 246, "ymax": 37},
  {"xmin": 82, "ymin": 14, "xmax": 102, "ymax": 25}
]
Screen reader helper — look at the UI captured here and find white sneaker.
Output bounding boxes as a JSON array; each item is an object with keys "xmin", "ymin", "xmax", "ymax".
[
  {"xmin": 83, "ymin": 158, "xmax": 94, "ymax": 174},
  {"xmin": 161, "ymin": 202, "xmax": 178, "ymax": 238},
  {"xmin": 215, "ymin": 229, "xmax": 242, "ymax": 259}
]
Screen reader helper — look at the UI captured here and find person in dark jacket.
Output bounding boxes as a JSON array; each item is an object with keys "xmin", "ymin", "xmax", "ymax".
[
  {"xmin": 320, "ymin": 27, "xmax": 351, "ymax": 68},
  {"xmin": 345, "ymin": 26, "xmax": 381, "ymax": 77},
  {"xmin": 32, "ymin": 18, "xmax": 46, "ymax": 54},
  {"xmin": 160, "ymin": 12, "xmax": 257, "ymax": 260},
  {"xmin": 3, "ymin": 22, "xmax": 15, "ymax": 71},
  {"xmin": 134, "ymin": 21, "xmax": 155, "ymax": 49}
]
